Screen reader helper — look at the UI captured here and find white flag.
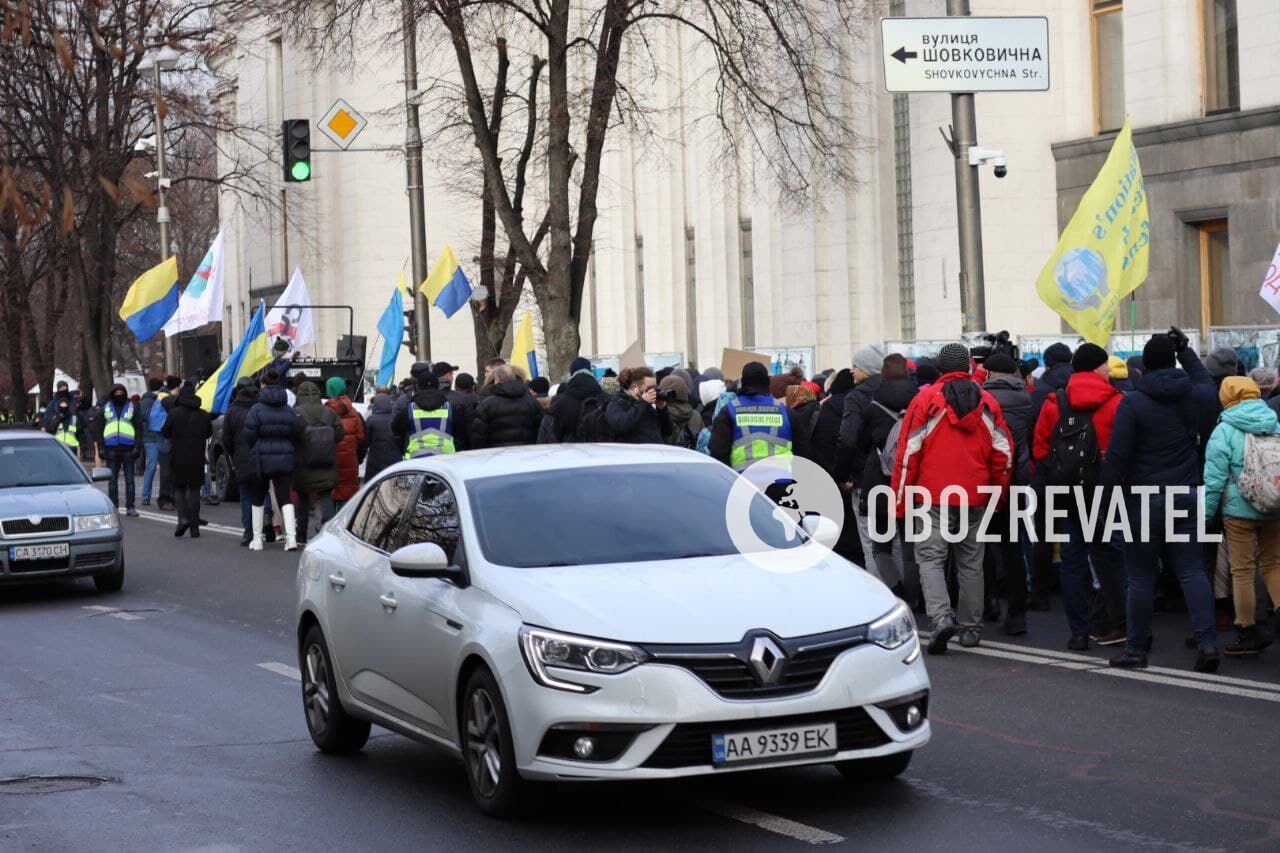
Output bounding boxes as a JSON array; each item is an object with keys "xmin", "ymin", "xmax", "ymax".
[
  {"xmin": 265, "ymin": 267, "xmax": 315, "ymax": 355},
  {"xmin": 1261, "ymin": 241, "xmax": 1280, "ymax": 317},
  {"xmin": 163, "ymin": 230, "xmax": 225, "ymax": 336}
]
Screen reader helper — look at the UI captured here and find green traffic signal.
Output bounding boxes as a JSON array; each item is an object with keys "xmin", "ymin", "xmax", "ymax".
[
  {"xmin": 291, "ymin": 160, "xmax": 311, "ymax": 181},
  {"xmin": 282, "ymin": 119, "xmax": 312, "ymax": 182}
]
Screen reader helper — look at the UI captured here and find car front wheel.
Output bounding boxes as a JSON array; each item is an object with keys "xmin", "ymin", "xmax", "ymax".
[
  {"xmin": 461, "ymin": 667, "xmax": 529, "ymax": 817},
  {"xmin": 300, "ymin": 625, "xmax": 370, "ymax": 754},
  {"xmin": 835, "ymin": 749, "xmax": 913, "ymax": 782}
]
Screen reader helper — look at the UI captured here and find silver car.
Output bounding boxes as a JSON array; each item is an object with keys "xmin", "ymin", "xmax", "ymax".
[
  {"xmin": 0, "ymin": 430, "xmax": 124, "ymax": 592},
  {"xmin": 295, "ymin": 445, "xmax": 928, "ymax": 816}
]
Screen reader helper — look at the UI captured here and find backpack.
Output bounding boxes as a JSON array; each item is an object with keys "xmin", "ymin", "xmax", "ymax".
[
  {"xmin": 673, "ymin": 423, "xmax": 698, "ymax": 450},
  {"xmin": 1044, "ymin": 389, "xmax": 1101, "ymax": 487},
  {"xmin": 300, "ymin": 412, "xmax": 336, "ymax": 468},
  {"xmin": 147, "ymin": 395, "xmax": 168, "ymax": 434},
  {"xmin": 871, "ymin": 401, "xmax": 905, "ymax": 477},
  {"xmin": 575, "ymin": 396, "xmax": 611, "ymax": 442},
  {"xmin": 1237, "ymin": 432, "xmax": 1280, "ymax": 513}
]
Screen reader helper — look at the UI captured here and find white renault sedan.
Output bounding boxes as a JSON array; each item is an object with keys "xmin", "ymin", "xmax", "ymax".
[{"xmin": 295, "ymin": 445, "xmax": 929, "ymax": 816}]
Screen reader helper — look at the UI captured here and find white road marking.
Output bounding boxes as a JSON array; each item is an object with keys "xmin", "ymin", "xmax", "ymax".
[
  {"xmin": 82, "ymin": 605, "xmax": 144, "ymax": 621},
  {"xmin": 933, "ymin": 634, "xmax": 1280, "ymax": 701},
  {"xmin": 133, "ymin": 509, "xmax": 242, "ymax": 537},
  {"xmin": 700, "ymin": 801, "xmax": 845, "ymax": 845},
  {"xmin": 257, "ymin": 661, "xmax": 301, "ymax": 681}
]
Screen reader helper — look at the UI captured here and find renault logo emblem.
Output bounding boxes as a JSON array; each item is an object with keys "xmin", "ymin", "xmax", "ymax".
[{"xmin": 748, "ymin": 636, "xmax": 786, "ymax": 685}]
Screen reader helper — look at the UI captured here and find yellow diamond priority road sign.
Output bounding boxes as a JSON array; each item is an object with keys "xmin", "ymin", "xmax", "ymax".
[{"xmin": 317, "ymin": 98, "xmax": 368, "ymax": 150}]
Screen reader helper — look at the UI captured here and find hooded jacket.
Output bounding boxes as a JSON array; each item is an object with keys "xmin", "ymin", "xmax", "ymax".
[
  {"xmin": 1101, "ymin": 348, "xmax": 1218, "ymax": 489},
  {"xmin": 1032, "ymin": 371, "xmax": 1124, "ymax": 472},
  {"xmin": 293, "ymin": 381, "xmax": 344, "ymax": 493},
  {"xmin": 325, "ymin": 394, "xmax": 367, "ymax": 502},
  {"xmin": 162, "ymin": 388, "xmax": 212, "ymax": 486},
  {"xmin": 471, "ymin": 379, "xmax": 543, "ymax": 448},
  {"xmin": 98, "ymin": 384, "xmax": 143, "ymax": 457},
  {"xmin": 544, "ymin": 371, "xmax": 606, "ymax": 443},
  {"xmin": 833, "ymin": 373, "xmax": 883, "ymax": 483},
  {"xmin": 363, "ymin": 394, "xmax": 401, "ymax": 480},
  {"xmin": 664, "ymin": 398, "xmax": 703, "ymax": 446},
  {"xmin": 244, "ymin": 384, "xmax": 302, "ymax": 478},
  {"xmin": 223, "ymin": 384, "xmax": 261, "ymax": 483},
  {"xmin": 858, "ymin": 376, "xmax": 919, "ymax": 494},
  {"xmin": 982, "ymin": 373, "xmax": 1034, "ymax": 486},
  {"xmin": 890, "ymin": 372, "xmax": 1013, "ymax": 514},
  {"xmin": 1203, "ymin": 391, "xmax": 1280, "ymax": 520}
]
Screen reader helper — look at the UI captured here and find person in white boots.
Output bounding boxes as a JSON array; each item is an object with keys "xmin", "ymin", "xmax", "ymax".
[{"xmin": 241, "ymin": 369, "xmax": 302, "ymax": 551}]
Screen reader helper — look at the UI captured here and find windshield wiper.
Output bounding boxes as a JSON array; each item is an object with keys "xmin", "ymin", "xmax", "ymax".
[{"xmin": 9, "ymin": 481, "xmax": 63, "ymax": 487}]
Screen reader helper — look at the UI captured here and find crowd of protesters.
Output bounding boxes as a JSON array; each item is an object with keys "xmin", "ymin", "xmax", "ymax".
[{"xmin": 21, "ymin": 326, "xmax": 1280, "ymax": 675}]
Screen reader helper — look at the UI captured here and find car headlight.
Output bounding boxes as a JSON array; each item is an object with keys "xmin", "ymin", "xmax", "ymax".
[
  {"xmin": 518, "ymin": 627, "xmax": 649, "ymax": 693},
  {"xmin": 75, "ymin": 513, "xmax": 119, "ymax": 533},
  {"xmin": 867, "ymin": 601, "xmax": 916, "ymax": 650}
]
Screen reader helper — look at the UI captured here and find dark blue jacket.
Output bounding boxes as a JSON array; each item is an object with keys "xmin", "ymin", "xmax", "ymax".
[
  {"xmin": 1029, "ymin": 361, "xmax": 1072, "ymax": 434},
  {"xmin": 243, "ymin": 384, "xmax": 301, "ymax": 478},
  {"xmin": 1101, "ymin": 349, "xmax": 1218, "ymax": 489}
]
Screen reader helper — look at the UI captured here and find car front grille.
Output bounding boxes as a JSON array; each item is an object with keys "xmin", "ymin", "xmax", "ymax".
[
  {"xmin": 642, "ymin": 706, "xmax": 889, "ymax": 769},
  {"xmin": 8, "ymin": 557, "xmax": 70, "ymax": 573},
  {"xmin": 643, "ymin": 625, "xmax": 868, "ymax": 700},
  {"xmin": 1, "ymin": 516, "xmax": 71, "ymax": 537}
]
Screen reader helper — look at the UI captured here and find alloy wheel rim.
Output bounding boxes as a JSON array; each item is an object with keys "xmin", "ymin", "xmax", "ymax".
[
  {"xmin": 303, "ymin": 644, "xmax": 330, "ymax": 735},
  {"xmin": 465, "ymin": 688, "xmax": 501, "ymax": 797}
]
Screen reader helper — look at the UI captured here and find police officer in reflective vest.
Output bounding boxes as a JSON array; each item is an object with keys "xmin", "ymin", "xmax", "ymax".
[
  {"xmin": 100, "ymin": 384, "xmax": 142, "ymax": 516},
  {"xmin": 709, "ymin": 361, "xmax": 793, "ymax": 472},
  {"xmin": 393, "ymin": 371, "xmax": 466, "ymax": 459}
]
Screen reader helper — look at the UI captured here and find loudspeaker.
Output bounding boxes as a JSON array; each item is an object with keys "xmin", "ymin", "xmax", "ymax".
[
  {"xmin": 337, "ymin": 334, "xmax": 366, "ymax": 364},
  {"xmin": 180, "ymin": 333, "xmax": 222, "ymax": 381}
]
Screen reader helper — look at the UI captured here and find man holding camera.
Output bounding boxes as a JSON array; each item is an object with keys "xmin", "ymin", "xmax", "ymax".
[
  {"xmin": 607, "ymin": 366, "xmax": 673, "ymax": 445},
  {"xmin": 1102, "ymin": 328, "xmax": 1221, "ymax": 672}
]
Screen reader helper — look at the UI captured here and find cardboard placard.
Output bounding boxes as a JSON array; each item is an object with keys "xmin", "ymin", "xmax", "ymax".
[
  {"xmin": 720, "ymin": 347, "xmax": 771, "ymax": 381},
  {"xmin": 618, "ymin": 339, "xmax": 646, "ymax": 370}
]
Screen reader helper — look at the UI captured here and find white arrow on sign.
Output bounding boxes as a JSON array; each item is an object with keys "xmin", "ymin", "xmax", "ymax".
[{"xmin": 881, "ymin": 16, "xmax": 1050, "ymax": 94}]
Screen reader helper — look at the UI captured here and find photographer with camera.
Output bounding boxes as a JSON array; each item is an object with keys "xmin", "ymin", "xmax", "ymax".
[
  {"xmin": 1102, "ymin": 327, "xmax": 1221, "ymax": 673},
  {"xmin": 605, "ymin": 366, "xmax": 672, "ymax": 444}
]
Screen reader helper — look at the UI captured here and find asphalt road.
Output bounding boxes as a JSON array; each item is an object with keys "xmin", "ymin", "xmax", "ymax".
[{"xmin": 3, "ymin": 494, "xmax": 1279, "ymax": 852}]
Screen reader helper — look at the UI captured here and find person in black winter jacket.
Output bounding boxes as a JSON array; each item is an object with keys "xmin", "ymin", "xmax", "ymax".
[
  {"xmin": 242, "ymin": 372, "xmax": 302, "ymax": 551},
  {"xmin": 981, "ymin": 352, "xmax": 1034, "ymax": 634},
  {"xmin": 224, "ymin": 379, "xmax": 272, "ymax": 545},
  {"xmin": 446, "ymin": 373, "xmax": 479, "ymax": 436},
  {"xmin": 1102, "ymin": 332, "xmax": 1221, "ymax": 672},
  {"xmin": 1026, "ymin": 341, "xmax": 1074, "ymax": 610},
  {"xmin": 471, "ymin": 365, "xmax": 543, "ymax": 448},
  {"xmin": 162, "ymin": 385, "xmax": 212, "ymax": 538},
  {"xmin": 544, "ymin": 358, "xmax": 607, "ymax": 443},
  {"xmin": 363, "ymin": 394, "xmax": 401, "ymax": 479},
  {"xmin": 1028, "ymin": 342, "xmax": 1074, "ymax": 431},
  {"xmin": 803, "ymin": 369, "xmax": 853, "ymax": 478},
  {"xmin": 607, "ymin": 366, "xmax": 671, "ymax": 445},
  {"xmin": 392, "ymin": 372, "xmax": 468, "ymax": 455},
  {"xmin": 833, "ymin": 344, "xmax": 887, "ymax": 484}
]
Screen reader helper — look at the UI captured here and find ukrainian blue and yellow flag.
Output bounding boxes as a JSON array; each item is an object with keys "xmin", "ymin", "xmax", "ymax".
[
  {"xmin": 196, "ymin": 301, "xmax": 274, "ymax": 414},
  {"xmin": 119, "ymin": 256, "xmax": 180, "ymax": 342},
  {"xmin": 375, "ymin": 272, "xmax": 408, "ymax": 387},
  {"xmin": 420, "ymin": 243, "xmax": 473, "ymax": 318},
  {"xmin": 512, "ymin": 312, "xmax": 539, "ymax": 378}
]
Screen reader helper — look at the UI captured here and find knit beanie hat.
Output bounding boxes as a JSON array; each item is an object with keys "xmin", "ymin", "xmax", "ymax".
[
  {"xmin": 701, "ymin": 367, "xmax": 724, "ymax": 381},
  {"xmin": 1205, "ymin": 347, "xmax": 1239, "ymax": 380},
  {"xmin": 741, "ymin": 361, "xmax": 770, "ymax": 390},
  {"xmin": 1219, "ymin": 376, "xmax": 1260, "ymax": 410},
  {"xmin": 983, "ymin": 352, "xmax": 1018, "ymax": 374},
  {"xmin": 937, "ymin": 343, "xmax": 971, "ymax": 375},
  {"xmin": 699, "ymin": 379, "xmax": 726, "ymax": 407},
  {"xmin": 785, "ymin": 384, "xmax": 816, "ymax": 409},
  {"xmin": 1071, "ymin": 343, "xmax": 1109, "ymax": 373},
  {"xmin": 569, "ymin": 356, "xmax": 592, "ymax": 375},
  {"xmin": 1108, "ymin": 355, "xmax": 1128, "ymax": 379},
  {"xmin": 659, "ymin": 374, "xmax": 689, "ymax": 403},
  {"xmin": 1043, "ymin": 342, "xmax": 1073, "ymax": 368},
  {"xmin": 1248, "ymin": 366, "xmax": 1277, "ymax": 394},
  {"xmin": 1142, "ymin": 335, "xmax": 1176, "ymax": 371},
  {"xmin": 600, "ymin": 376, "xmax": 621, "ymax": 396},
  {"xmin": 852, "ymin": 344, "xmax": 886, "ymax": 377},
  {"xmin": 325, "ymin": 376, "xmax": 347, "ymax": 398}
]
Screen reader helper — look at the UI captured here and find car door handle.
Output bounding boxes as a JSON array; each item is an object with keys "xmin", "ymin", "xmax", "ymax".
[
  {"xmin": 379, "ymin": 593, "xmax": 398, "ymax": 611},
  {"xmin": 327, "ymin": 574, "xmax": 346, "ymax": 590}
]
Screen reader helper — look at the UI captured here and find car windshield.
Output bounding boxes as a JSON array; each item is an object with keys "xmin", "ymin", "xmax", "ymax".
[
  {"xmin": 0, "ymin": 439, "xmax": 90, "ymax": 488},
  {"xmin": 466, "ymin": 463, "xmax": 805, "ymax": 568}
]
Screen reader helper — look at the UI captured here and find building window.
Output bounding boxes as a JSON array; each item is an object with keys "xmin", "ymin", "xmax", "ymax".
[
  {"xmin": 738, "ymin": 219, "xmax": 755, "ymax": 348},
  {"xmin": 1091, "ymin": 0, "xmax": 1125, "ymax": 133},
  {"xmin": 1202, "ymin": 0, "xmax": 1238, "ymax": 113},
  {"xmin": 1197, "ymin": 219, "xmax": 1230, "ymax": 331}
]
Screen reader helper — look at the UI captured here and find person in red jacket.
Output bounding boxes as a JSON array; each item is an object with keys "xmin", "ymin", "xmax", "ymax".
[
  {"xmin": 1031, "ymin": 342, "xmax": 1127, "ymax": 650},
  {"xmin": 324, "ymin": 377, "xmax": 367, "ymax": 510},
  {"xmin": 891, "ymin": 343, "xmax": 1013, "ymax": 654}
]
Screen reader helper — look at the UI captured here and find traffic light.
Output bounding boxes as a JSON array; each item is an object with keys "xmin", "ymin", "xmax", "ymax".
[
  {"xmin": 282, "ymin": 119, "xmax": 311, "ymax": 182},
  {"xmin": 404, "ymin": 309, "xmax": 417, "ymax": 355}
]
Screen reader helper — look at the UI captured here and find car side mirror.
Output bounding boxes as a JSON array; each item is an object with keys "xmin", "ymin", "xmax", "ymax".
[
  {"xmin": 800, "ymin": 514, "xmax": 840, "ymax": 549},
  {"xmin": 90, "ymin": 467, "xmax": 112, "ymax": 482},
  {"xmin": 389, "ymin": 542, "xmax": 465, "ymax": 584}
]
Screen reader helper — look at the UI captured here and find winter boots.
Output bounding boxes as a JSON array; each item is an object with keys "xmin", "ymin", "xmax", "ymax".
[{"xmin": 249, "ymin": 505, "xmax": 265, "ymax": 552}]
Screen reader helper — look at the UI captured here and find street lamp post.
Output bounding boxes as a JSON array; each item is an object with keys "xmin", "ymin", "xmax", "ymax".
[
  {"xmin": 140, "ymin": 45, "xmax": 181, "ymax": 373},
  {"xmin": 402, "ymin": 0, "xmax": 431, "ymax": 361}
]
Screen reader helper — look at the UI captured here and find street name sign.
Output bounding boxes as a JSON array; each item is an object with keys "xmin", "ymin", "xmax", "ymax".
[
  {"xmin": 881, "ymin": 17, "xmax": 1050, "ymax": 93},
  {"xmin": 317, "ymin": 98, "xmax": 368, "ymax": 149}
]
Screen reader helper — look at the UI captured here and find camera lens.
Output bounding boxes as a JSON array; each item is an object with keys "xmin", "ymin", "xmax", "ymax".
[{"xmin": 994, "ymin": 165, "xmax": 1007, "ymax": 179}]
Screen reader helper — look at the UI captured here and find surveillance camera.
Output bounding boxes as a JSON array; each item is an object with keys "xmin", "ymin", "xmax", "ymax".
[
  {"xmin": 993, "ymin": 159, "xmax": 1008, "ymax": 179},
  {"xmin": 967, "ymin": 145, "xmax": 1008, "ymax": 178}
]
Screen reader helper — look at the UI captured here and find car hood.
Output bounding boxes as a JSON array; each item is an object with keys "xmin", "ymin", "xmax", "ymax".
[
  {"xmin": 0, "ymin": 483, "xmax": 112, "ymax": 520},
  {"xmin": 479, "ymin": 553, "xmax": 897, "ymax": 644}
]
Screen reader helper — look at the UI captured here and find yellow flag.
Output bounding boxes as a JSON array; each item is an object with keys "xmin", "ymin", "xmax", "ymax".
[
  {"xmin": 420, "ymin": 244, "xmax": 461, "ymax": 301},
  {"xmin": 511, "ymin": 312, "xmax": 539, "ymax": 378},
  {"xmin": 395, "ymin": 270, "xmax": 410, "ymax": 298},
  {"xmin": 1035, "ymin": 120, "xmax": 1150, "ymax": 346}
]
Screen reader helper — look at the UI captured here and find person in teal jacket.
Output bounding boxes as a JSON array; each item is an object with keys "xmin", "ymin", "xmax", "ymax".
[{"xmin": 1202, "ymin": 376, "xmax": 1280, "ymax": 658}]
